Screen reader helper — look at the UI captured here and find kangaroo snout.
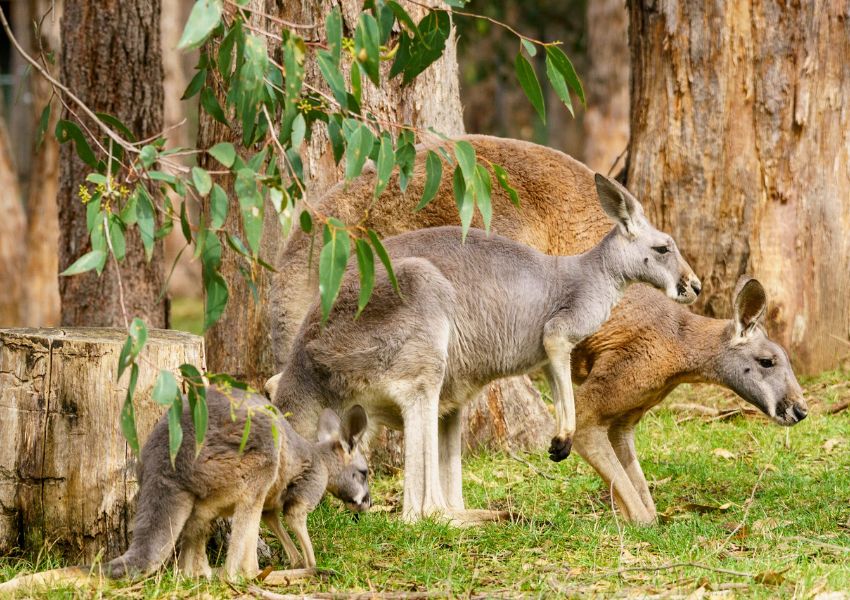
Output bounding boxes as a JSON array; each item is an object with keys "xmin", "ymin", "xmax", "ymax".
[{"xmin": 674, "ymin": 271, "xmax": 702, "ymax": 304}]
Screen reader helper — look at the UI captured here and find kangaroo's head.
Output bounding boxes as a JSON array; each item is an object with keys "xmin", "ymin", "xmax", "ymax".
[
  {"xmin": 316, "ymin": 405, "xmax": 371, "ymax": 512},
  {"xmin": 714, "ymin": 277, "xmax": 807, "ymax": 426},
  {"xmin": 595, "ymin": 173, "xmax": 701, "ymax": 304}
]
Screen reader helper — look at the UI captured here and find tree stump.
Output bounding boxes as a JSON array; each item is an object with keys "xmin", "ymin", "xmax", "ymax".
[
  {"xmin": 0, "ymin": 328, "xmax": 204, "ymax": 562},
  {"xmin": 368, "ymin": 376, "xmax": 554, "ymax": 472}
]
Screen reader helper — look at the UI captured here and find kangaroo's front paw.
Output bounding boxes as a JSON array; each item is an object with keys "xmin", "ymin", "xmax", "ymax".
[{"xmin": 548, "ymin": 435, "xmax": 573, "ymax": 462}]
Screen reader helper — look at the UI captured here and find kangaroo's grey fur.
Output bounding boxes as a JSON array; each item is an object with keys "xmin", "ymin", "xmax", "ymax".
[
  {"xmin": 272, "ymin": 174, "xmax": 701, "ymax": 521},
  {"xmin": 104, "ymin": 386, "xmax": 369, "ymax": 580}
]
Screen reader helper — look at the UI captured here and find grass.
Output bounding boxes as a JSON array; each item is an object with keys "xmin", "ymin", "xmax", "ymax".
[{"xmin": 2, "ymin": 372, "xmax": 848, "ymax": 598}]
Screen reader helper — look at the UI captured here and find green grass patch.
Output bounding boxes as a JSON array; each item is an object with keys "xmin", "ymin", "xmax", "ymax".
[{"xmin": 3, "ymin": 375, "xmax": 848, "ymax": 598}]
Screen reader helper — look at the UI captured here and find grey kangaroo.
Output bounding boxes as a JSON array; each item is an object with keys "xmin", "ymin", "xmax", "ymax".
[
  {"xmin": 273, "ymin": 174, "xmax": 701, "ymax": 522},
  {"xmin": 106, "ymin": 386, "xmax": 369, "ymax": 580}
]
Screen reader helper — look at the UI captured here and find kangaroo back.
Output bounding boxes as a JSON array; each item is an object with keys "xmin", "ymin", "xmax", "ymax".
[{"xmin": 270, "ymin": 135, "xmax": 608, "ymax": 369}]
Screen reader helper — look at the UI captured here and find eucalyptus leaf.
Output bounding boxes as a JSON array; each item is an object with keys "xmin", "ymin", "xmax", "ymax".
[
  {"xmin": 178, "ymin": 0, "xmax": 222, "ymax": 50},
  {"xmin": 515, "ymin": 53, "xmax": 546, "ymax": 123},
  {"xmin": 415, "ymin": 150, "xmax": 442, "ymax": 211}
]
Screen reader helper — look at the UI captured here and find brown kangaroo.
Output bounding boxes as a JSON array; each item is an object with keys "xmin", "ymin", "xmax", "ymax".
[{"xmin": 270, "ymin": 135, "xmax": 807, "ymax": 523}]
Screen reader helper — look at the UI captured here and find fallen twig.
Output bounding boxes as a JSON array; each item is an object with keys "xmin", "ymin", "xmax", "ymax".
[
  {"xmin": 247, "ymin": 586, "xmax": 449, "ymax": 600},
  {"xmin": 789, "ymin": 536, "xmax": 850, "ymax": 554},
  {"xmin": 600, "ymin": 562, "xmax": 754, "ymax": 579},
  {"xmin": 507, "ymin": 450, "xmax": 559, "ymax": 481},
  {"xmin": 827, "ymin": 399, "xmax": 850, "ymax": 415}
]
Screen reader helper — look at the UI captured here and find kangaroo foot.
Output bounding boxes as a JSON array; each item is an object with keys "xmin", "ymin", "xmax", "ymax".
[
  {"xmin": 444, "ymin": 508, "xmax": 515, "ymax": 527},
  {"xmin": 548, "ymin": 435, "xmax": 573, "ymax": 462}
]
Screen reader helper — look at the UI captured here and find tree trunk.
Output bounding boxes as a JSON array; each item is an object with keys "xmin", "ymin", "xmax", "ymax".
[
  {"xmin": 200, "ymin": 0, "xmax": 464, "ymax": 385},
  {"xmin": 58, "ymin": 0, "xmax": 167, "ymax": 328},
  {"xmin": 0, "ymin": 118, "xmax": 25, "ymax": 327},
  {"xmin": 627, "ymin": 0, "xmax": 850, "ymax": 374},
  {"xmin": 583, "ymin": 0, "xmax": 629, "ymax": 174},
  {"xmin": 0, "ymin": 328, "xmax": 204, "ymax": 562},
  {"xmin": 23, "ymin": 0, "xmax": 62, "ymax": 328}
]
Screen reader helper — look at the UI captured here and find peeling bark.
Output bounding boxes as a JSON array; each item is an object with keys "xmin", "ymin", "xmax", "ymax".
[{"xmin": 628, "ymin": 0, "xmax": 850, "ymax": 373}]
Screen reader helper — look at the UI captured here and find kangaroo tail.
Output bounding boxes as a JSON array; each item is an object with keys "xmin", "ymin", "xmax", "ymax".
[
  {"xmin": 0, "ymin": 566, "xmax": 94, "ymax": 593},
  {"xmin": 103, "ymin": 477, "xmax": 194, "ymax": 580}
]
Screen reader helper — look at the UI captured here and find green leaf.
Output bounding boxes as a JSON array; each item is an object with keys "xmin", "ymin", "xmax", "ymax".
[
  {"xmin": 60, "ymin": 250, "xmax": 106, "ymax": 276},
  {"xmin": 345, "ymin": 124, "xmax": 375, "ymax": 181},
  {"xmin": 475, "ymin": 163, "xmax": 493, "ymax": 232},
  {"xmin": 234, "ymin": 168, "xmax": 263, "ymax": 255},
  {"xmin": 374, "ymin": 134, "xmax": 394, "ymax": 198},
  {"xmin": 317, "ymin": 50, "xmax": 348, "ymax": 110},
  {"xmin": 327, "ymin": 117, "xmax": 345, "ymax": 164},
  {"xmin": 545, "ymin": 48, "xmax": 574, "ymax": 117},
  {"xmin": 153, "ymin": 370, "xmax": 180, "ymax": 406},
  {"xmin": 139, "ymin": 145, "xmax": 157, "ymax": 169},
  {"xmin": 200, "ymin": 87, "xmax": 228, "ymax": 125},
  {"xmin": 35, "ymin": 103, "xmax": 51, "ymax": 150},
  {"xmin": 168, "ymin": 394, "xmax": 183, "ymax": 467},
  {"xmin": 401, "ymin": 11, "xmax": 450, "ymax": 85},
  {"xmin": 217, "ymin": 25, "xmax": 237, "ymax": 79},
  {"xmin": 55, "ymin": 120, "xmax": 97, "ymax": 168},
  {"xmin": 354, "ymin": 238, "xmax": 375, "ymax": 318},
  {"xmin": 203, "ymin": 270, "xmax": 228, "ymax": 330},
  {"xmin": 515, "ymin": 53, "xmax": 546, "ymax": 123},
  {"xmin": 299, "ymin": 210, "xmax": 313, "ymax": 233},
  {"xmin": 128, "ymin": 317, "xmax": 148, "ymax": 355},
  {"xmin": 238, "ymin": 411, "xmax": 252, "ymax": 454},
  {"xmin": 97, "ymin": 112, "xmax": 136, "ymax": 142},
  {"xmin": 492, "ymin": 163, "xmax": 520, "ymax": 207},
  {"xmin": 355, "ymin": 13, "xmax": 381, "ymax": 86},
  {"xmin": 178, "ymin": 0, "xmax": 222, "ymax": 49},
  {"xmin": 283, "ymin": 38, "xmax": 305, "ymax": 108},
  {"xmin": 135, "ymin": 186, "xmax": 156, "ymax": 261},
  {"xmin": 120, "ymin": 364, "xmax": 140, "ymax": 455},
  {"xmin": 395, "ymin": 142, "xmax": 415, "ymax": 192},
  {"xmin": 291, "ymin": 113, "xmax": 306, "ymax": 149},
  {"xmin": 416, "ymin": 150, "xmax": 443, "ymax": 211},
  {"xmin": 386, "ymin": 1, "xmax": 420, "ymax": 37},
  {"xmin": 350, "ymin": 61, "xmax": 362, "ymax": 106},
  {"xmin": 210, "ymin": 183, "xmax": 228, "ymax": 229},
  {"xmin": 453, "ymin": 165, "xmax": 473, "ymax": 240},
  {"xmin": 318, "ymin": 223, "xmax": 351, "ymax": 323},
  {"xmin": 108, "ymin": 215, "xmax": 126, "ymax": 261},
  {"xmin": 182, "ymin": 68, "xmax": 208, "ymax": 99},
  {"xmin": 192, "ymin": 166, "xmax": 212, "ymax": 196},
  {"xmin": 367, "ymin": 229, "xmax": 399, "ymax": 295},
  {"xmin": 453, "ymin": 140, "xmax": 476, "ymax": 183},
  {"xmin": 208, "ymin": 142, "xmax": 236, "ymax": 168},
  {"xmin": 546, "ymin": 46, "xmax": 585, "ymax": 105},
  {"xmin": 521, "ymin": 39, "xmax": 538, "ymax": 57},
  {"xmin": 325, "ymin": 7, "xmax": 342, "ymax": 65},
  {"xmin": 179, "ymin": 364, "xmax": 207, "ymax": 454},
  {"xmin": 179, "ymin": 200, "xmax": 193, "ymax": 244}
]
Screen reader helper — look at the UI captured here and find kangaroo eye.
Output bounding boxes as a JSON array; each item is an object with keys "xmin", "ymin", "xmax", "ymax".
[
  {"xmin": 652, "ymin": 246, "xmax": 669, "ymax": 255},
  {"xmin": 757, "ymin": 358, "xmax": 775, "ymax": 368}
]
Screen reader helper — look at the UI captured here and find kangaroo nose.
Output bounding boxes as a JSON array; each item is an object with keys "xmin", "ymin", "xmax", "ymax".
[
  {"xmin": 792, "ymin": 404, "xmax": 808, "ymax": 421},
  {"xmin": 691, "ymin": 279, "xmax": 702, "ymax": 296}
]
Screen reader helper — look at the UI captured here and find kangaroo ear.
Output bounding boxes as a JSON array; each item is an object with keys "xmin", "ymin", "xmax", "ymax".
[
  {"xmin": 595, "ymin": 173, "xmax": 643, "ymax": 237},
  {"xmin": 263, "ymin": 372, "xmax": 282, "ymax": 400},
  {"xmin": 733, "ymin": 276, "xmax": 767, "ymax": 338},
  {"xmin": 341, "ymin": 405, "xmax": 368, "ymax": 450},
  {"xmin": 316, "ymin": 408, "xmax": 342, "ymax": 443}
]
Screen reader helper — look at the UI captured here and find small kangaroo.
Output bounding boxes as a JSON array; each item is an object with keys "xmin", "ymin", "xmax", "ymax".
[
  {"xmin": 273, "ymin": 174, "xmax": 700, "ymax": 522},
  {"xmin": 103, "ymin": 386, "xmax": 368, "ymax": 580},
  {"xmin": 572, "ymin": 277, "xmax": 807, "ymax": 523}
]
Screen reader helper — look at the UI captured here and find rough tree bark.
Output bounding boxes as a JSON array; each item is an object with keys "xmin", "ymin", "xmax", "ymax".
[
  {"xmin": 0, "ymin": 119, "xmax": 25, "ymax": 327},
  {"xmin": 0, "ymin": 328, "xmax": 204, "ymax": 562},
  {"xmin": 58, "ymin": 0, "xmax": 168, "ymax": 328},
  {"xmin": 200, "ymin": 0, "xmax": 464, "ymax": 384},
  {"xmin": 583, "ymin": 0, "xmax": 629, "ymax": 174},
  {"xmin": 627, "ymin": 0, "xmax": 850, "ymax": 374}
]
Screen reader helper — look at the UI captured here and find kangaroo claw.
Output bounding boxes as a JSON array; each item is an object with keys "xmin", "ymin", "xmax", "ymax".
[{"xmin": 548, "ymin": 435, "xmax": 573, "ymax": 462}]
